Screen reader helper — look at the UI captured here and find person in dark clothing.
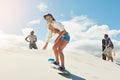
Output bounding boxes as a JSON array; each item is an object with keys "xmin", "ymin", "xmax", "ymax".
[
  {"xmin": 102, "ymin": 39, "xmax": 106, "ymax": 60},
  {"xmin": 102, "ymin": 34, "xmax": 114, "ymax": 62}
]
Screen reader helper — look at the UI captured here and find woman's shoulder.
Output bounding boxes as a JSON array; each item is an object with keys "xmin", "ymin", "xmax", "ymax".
[{"xmin": 53, "ymin": 21, "xmax": 63, "ymax": 26}]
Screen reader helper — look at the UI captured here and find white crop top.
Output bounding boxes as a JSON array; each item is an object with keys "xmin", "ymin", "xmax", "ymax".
[
  {"xmin": 51, "ymin": 21, "xmax": 65, "ymax": 31},
  {"xmin": 46, "ymin": 21, "xmax": 65, "ymax": 42}
]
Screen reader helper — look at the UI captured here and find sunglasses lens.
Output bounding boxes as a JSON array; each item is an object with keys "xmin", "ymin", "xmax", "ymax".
[{"xmin": 46, "ymin": 18, "xmax": 52, "ymax": 21}]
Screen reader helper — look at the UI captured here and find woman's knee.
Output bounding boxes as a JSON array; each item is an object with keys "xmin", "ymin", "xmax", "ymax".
[
  {"xmin": 58, "ymin": 48, "xmax": 63, "ymax": 53},
  {"xmin": 52, "ymin": 45, "xmax": 57, "ymax": 50}
]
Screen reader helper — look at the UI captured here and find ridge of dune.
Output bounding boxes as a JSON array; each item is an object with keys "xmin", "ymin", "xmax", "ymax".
[{"xmin": 0, "ymin": 49, "xmax": 120, "ymax": 80}]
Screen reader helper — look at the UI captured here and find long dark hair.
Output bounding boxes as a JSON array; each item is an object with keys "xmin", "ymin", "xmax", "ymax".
[{"xmin": 43, "ymin": 13, "xmax": 56, "ymax": 21}]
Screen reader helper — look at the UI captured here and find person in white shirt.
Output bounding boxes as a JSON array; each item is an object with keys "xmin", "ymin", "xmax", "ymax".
[
  {"xmin": 43, "ymin": 13, "xmax": 70, "ymax": 71},
  {"xmin": 25, "ymin": 31, "xmax": 38, "ymax": 49}
]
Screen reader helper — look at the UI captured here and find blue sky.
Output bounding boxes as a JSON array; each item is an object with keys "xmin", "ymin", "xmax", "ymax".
[
  {"xmin": 0, "ymin": 0, "xmax": 120, "ymax": 37},
  {"xmin": 0, "ymin": 0, "xmax": 120, "ymax": 54},
  {"xmin": 50, "ymin": 0, "xmax": 120, "ymax": 29},
  {"xmin": 38, "ymin": 0, "xmax": 120, "ymax": 40}
]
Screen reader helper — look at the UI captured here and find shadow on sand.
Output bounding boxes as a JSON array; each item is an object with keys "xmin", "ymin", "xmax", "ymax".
[{"xmin": 58, "ymin": 71, "xmax": 86, "ymax": 80}]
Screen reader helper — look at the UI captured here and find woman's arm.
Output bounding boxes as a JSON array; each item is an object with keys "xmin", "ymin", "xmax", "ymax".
[
  {"xmin": 25, "ymin": 36, "xmax": 30, "ymax": 42},
  {"xmin": 43, "ymin": 42, "xmax": 48, "ymax": 50},
  {"xmin": 43, "ymin": 29, "xmax": 53, "ymax": 50}
]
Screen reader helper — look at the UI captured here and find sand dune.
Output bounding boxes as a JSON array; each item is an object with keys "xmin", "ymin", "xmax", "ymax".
[{"xmin": 0, "ymin": 49, "xmax": 120, "ymax": 80}]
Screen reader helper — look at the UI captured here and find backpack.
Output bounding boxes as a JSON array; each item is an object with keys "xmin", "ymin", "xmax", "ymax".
[{"xmin": 106, "ymin": 38, "xmax": 114, "ymax": 49}]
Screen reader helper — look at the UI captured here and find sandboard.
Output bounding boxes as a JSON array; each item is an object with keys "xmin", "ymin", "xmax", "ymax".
[
  {"xmin": 48, "ymin": 58, "xmax": 70, "ymax": 76},
  {"xmin": 52, "ymin": 66, "xmax": 70, "ymax": 76},
  {"xmin": 48, "ymin": 58, "xmax": 55, "ymax": 63}
]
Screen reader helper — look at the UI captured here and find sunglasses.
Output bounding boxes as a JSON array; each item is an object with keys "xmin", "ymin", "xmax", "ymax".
[{"xmin": 45, "ymin": 18, "xmax": 53, "ymax": 21}]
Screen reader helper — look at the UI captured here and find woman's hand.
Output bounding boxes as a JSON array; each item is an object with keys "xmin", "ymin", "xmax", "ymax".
[
  {"xmin": 42, "ymin": 42, "xmax": 48, "ymax": 50},
  {"xmin": 53, "ymin": 28, "xmax": 60, "ymax": 33},
  {"xmin": 49, "ymin": 26, "xmax": 60, "ymax": 33}
]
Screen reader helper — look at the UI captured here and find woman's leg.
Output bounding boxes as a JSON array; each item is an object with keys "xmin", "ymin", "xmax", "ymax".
[
  {"xmin": 108, "ymin": 48, "xmax": 113, "ymax": 62},
  {"xmin": 52, "ymin": 40, "xmax": 61, "ymax": 64},
  {"xmin": 103, "ymin": 48, "xmax": 109, "ymax": 60},
  {"xmin": 58, "ymin": 40, "xmax": 68, "ymax": 68}
]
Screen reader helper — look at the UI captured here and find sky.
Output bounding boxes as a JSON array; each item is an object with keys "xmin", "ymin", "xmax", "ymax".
[{"xmin": 0, "ymin": 0, "xmax": 120, "ymax": 58}]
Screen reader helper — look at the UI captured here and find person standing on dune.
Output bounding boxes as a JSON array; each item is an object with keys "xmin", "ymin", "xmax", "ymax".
[
  {"xmin": 103, "ymin": 34, "xmax": 114, "ymax": 62},
  {"xmin": 102, "ymin": 38, "xmax": 106, "ymax": 60},
  {"xmin": 42, "ymin": 13, "xmax": 70, "ymax": 71},
  {"xmin": 25, "ymin": 31, "xmax": 38, "ymax": 49}
]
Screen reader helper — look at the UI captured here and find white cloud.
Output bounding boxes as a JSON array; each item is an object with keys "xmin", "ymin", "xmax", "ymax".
[
  {"xmin": 27, "ymin": 19, "xmax": 41, "ymax": 26},
  {"xmin": 62, "ymin": 15, "xmax": 95, "ymax": 40},
  {"xmin": 22, "ymin": 28, "xmax": 33, "ymax": 36},
  {"xmin": 37, "ymin": 3, "xmax": 48, "ymax": 12},
  {"xmin": 62, "ymin": 16, "xmax": 120, "ymax": 40},
  {"xmin": 62, "ymin": 15, "xmax": 120, "ymax": 57},
  {"xmin": 0, "ymin": 30, "xmax": 27, "ymax": 49},
  {"xmin": 0, "ymin": 29, "xmax": 45, "ymax": 50},
  {"xmin": 0, "ymin": 14, "xmax": 120, "ymax": 60}
]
